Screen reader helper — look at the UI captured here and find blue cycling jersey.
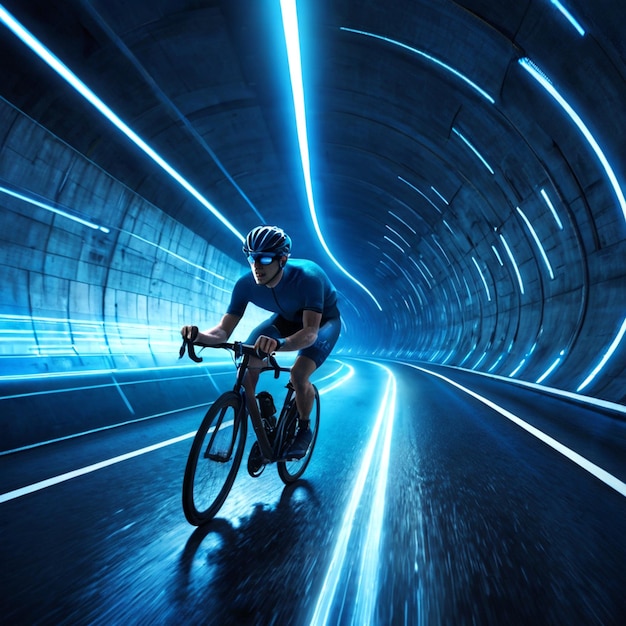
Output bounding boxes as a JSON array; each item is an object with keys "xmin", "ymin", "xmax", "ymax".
[{"xmin": 227, "ymin": 259, "xmax": 340, "ymax": 323}]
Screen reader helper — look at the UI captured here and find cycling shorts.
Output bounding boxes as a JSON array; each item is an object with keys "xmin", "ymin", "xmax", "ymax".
[{"xmin": 245, "ymin": 314, "xmax": 341, "ymax": 369}]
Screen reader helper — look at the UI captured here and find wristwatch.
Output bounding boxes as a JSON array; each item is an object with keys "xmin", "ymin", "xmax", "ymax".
[{"xmin": 275, "ymin": 337, "xmax": 286, "ymax": 350}]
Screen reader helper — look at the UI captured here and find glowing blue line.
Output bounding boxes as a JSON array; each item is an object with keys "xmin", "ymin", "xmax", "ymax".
[
  {"xmin": 472, "ymin": 256, "xmax": 491, "ymax": 301},
  {"xmin": 341, "ymin": 27, "xmax": 495, "ymax": 104},
  {"xmin": 550, "ymin": 0, "xmax": 586, "ymax": 36},
  {"xmin": 499, "ymin": 234, "xmax": 525, "ymax": 295},
  {"xmin": 516, "ymin": 207, "xmax": 555, "ymax": 279},
  {"xmin": 509, "ymin": 358, "xmax": 526, "ymax": 377},
  {"xmin": 398, "ymin": 176, "xmax": 442, "ymax": 213},
  {"xmin": 491, "ymin": 244, "xmax": 504, "ymax": 265},
  {"xmin": 536, "ymin": 351, "xmax": 564, "ymax": 383},
  {"xmin": 0, "ymin": 6, "xmax": 244, "ymax": 242},
  {"xmin": 540, "ymin": 188, "xmax": 564, "ymax": 230},
  {"xmin": 577, "ymin": 317, "xmax": 626, "ymax": 392},
  {"xmin": 430, "ymin": 186, "xmax": 449, "ymax": 205},
  {"xmin": 452, "ymin": 128, "xmax": 495, "ymax": 174},
  {"xmin": 310, "ymin": 363, "xmax": 396, "ymax": 625},
  {"xmin": 384, "ymin": 234, "xmax": 405, "ymax": 254},
  {"xmin": 519, "ymin": 57, "xmax": 626, "ymax": 225},
  {"xmin": 0, "ymin": 184, "xmax": 109, "ymax": 232},
  {"xmin": 279, "ymin": 2, "xmax": 382, "ymax": 311}
]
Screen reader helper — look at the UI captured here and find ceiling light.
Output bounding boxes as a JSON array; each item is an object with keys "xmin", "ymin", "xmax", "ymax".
[
  {"xmin": 0, "ymin": 6, "xmax": 244, "ymax": 241},
  {"xmin": 279, "ymin": 1, "xmax": 382, "ymax": 311},
  {"xmin": 519, "ymin": 57, "xmax": 626, "ymax": 225}
]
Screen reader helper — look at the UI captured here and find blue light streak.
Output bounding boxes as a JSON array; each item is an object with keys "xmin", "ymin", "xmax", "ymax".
[
  {"xmin": 516, "ymin": 206, "xmax": 555, "ymax": 279},
  {"xmin": 540, "ymin": 188, "xmax": 564, "ymax": 230},
  {"xmin": 279, "ymin": 1, "xmax": 382, "ymax": 311},
  {"xmin": 550, "ymin": 0, "xmax": 586, "ymax": 36},
  {"xmin": 472, "ymin": 256, "xmax": 491, "ymax": 301},
  {"xmin": 1, "ymin": 184, "xmax": 109, "ymax": 233},
  {"xmin": 536, "ymin": 350, "xmax": 565, "ymax": 383},
  {"xmin": 340, "ymin": 27, "xmax": 495, "ymax": 104},
  {"xmin": 452, "ymin": 128, "xmax": 495, "ymax": 174},
  {"xmin": 0, "ymin": 6, "xmax": 245, "ymax": 242},
  {"xmin": 577, "ymin": 317, "xmax": 626, "ymax": 392},
  {"xmin": 519, "ymin": 57, "xmax": 626, "ymax": 225},
  {"xmin": 499, "ymin": 234, "xmax": 525, "ymax": 295},
  {"xmin": 398, "ymin": 176, "xmax": 442, "ymax": 213}
]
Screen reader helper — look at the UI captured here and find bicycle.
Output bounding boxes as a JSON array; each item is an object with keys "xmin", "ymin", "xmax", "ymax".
[{"xmin": 179, "ymin": 338, "xmax": 320, "ymax": 525}]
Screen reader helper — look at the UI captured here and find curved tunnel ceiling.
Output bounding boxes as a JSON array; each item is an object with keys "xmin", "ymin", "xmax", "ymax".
[{"xmin": 0, "ymin": 0, "xmax": 625, "ymax": 403}]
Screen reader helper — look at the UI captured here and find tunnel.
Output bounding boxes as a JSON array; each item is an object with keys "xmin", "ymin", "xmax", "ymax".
[{"xmin": 1, "ymin": 1, "xmax": 626, "ymax": 624}]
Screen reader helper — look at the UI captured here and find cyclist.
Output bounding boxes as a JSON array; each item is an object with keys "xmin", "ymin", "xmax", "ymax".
[{"xmin": 181, "ymin": 225, "xmax": 341, "ymax": 458}]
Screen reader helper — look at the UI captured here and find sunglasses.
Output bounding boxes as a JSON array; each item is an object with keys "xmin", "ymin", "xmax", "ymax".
[{"xmin": 247, "ymin": 253, "xmax": 278, "ymax": 266}]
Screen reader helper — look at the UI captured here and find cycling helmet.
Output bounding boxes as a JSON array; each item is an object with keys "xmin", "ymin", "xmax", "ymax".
[{"xmin": 243, "ymin": 225, "xmax": 292, "ymax": 257}]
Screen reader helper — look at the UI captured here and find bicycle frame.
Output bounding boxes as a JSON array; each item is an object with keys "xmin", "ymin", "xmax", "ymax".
[
  {"xmin": 234, "ymin": 352, "xmax": 292, "ymax": 462},
  {"xmin": 191, "ymin": 340, "xmax": 293, "ymax": 463}
]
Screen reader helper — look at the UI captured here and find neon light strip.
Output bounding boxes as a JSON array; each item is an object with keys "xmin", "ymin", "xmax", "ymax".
[
  {"xmin": 577, "ymin": 316, "xmax": 626, "ymax": 392},
  {"xmin": 385, "ymin": 223, "xmax": 411, "ymax": 247},
  {"xmin": 536, "ymin": 350, "xmax": 564, "ymax": 383},
  {"xmin": 519, "ymin": 57, "xmax": 626, "ymax": 225},
  {"xmin": 279, "ymin": 1, "xmax": 382, "ymax": 311},
  {"xmin": 472, "ymin": 256, "xmax": 491, "ymax": 301},
  {"xmin": 540, "ymin": 188, "xmax": 564, "ymax": 230},
  {"xmin": 398, "ymin": 176, "xmax": 442, "ymax": 213},
  {"xmin": 341, "ymin": 27, "xmax": 495, "ymax": 104},
  {"xmin": 0, "ymin": 6, "xmax": 244, "ymax": 241},
  {"xmin": 384, "ymin": 234, "xmax": 405, "ymax": 253},
  {"xmin": 430, "ymin": 185, "xmax": 449, "ymax": 204},
  {"xmin": 411, "ymin": 363, "xmax": 626, "ymax": 498},
  {"xmin": 499, "ymin": 234, "xmax": 525, "ymax": 295},
  {"xmin": 516, "ymin": 206, "xmax": 555, "ymax": 279},
  {"xmin": 452, "ymin": 128, "xmax": 495, "ymax": 174},
  {"xmin": 550, "ymin": 0, "xmax": 586, "ymax": 36},
  {"xmin": 0, "ymin": 184, "xmax": 109, "ymax": 232}
]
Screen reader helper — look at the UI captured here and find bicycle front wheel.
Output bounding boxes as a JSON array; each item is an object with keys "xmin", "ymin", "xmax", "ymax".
[
  {"xmin": 277, "ymin": 384, "xmax": 320, "ymax": 484},
  {"xmin": 182, "ymin": 391, "xmax": 247, "ymax": 525}
]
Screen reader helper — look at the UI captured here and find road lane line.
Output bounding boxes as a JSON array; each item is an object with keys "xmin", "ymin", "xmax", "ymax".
[
  {"xmin": 410, "ymin": 364, "xmax": 626, "ymax": 498},
  {"xmin": 311, "ymin": 362, "xmax": 396, "ymax": 626}
]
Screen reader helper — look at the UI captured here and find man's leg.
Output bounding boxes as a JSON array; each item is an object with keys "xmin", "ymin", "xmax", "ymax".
[
  {"xmin": 290, "ymin": 355, "xmax": 317, "ymax": 423},
  {"xmin": 242, "ymin": 358, "xmax": 264, "ymax": 421},
  {"xmin": 287, "ymin": 355, "xmax": 317, "ymax": 458}
]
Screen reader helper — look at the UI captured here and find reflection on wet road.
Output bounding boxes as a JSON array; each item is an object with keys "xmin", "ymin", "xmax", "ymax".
[{"xmin": 2, "ymin": 358, "xmax": 626, "ymax": 624}]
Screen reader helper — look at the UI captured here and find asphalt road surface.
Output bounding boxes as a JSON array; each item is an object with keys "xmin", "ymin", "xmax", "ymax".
[{"xmin": 2, "ymin": 358, "xmax": 626, "ymax": 625}]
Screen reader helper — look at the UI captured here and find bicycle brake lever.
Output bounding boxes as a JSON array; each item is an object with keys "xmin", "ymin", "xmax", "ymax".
[
  {"xmin": 268, "ymin": 354, "xmax": 280, "ymax": 379},
  {"xmin": 179, "ymin": 338, "xmax": 203, "ymax": 363}
]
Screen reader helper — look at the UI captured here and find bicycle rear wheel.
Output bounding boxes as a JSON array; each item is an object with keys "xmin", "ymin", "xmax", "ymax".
[
  {"xmin": 182, "ymin": 391, "xmax": 247, "ymax": 525},
  {"xmin": 277, "ymin": 384, "xmax": 320, "ymax": 484}
]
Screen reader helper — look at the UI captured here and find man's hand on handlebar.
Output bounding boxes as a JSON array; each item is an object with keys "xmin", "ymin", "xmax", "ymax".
[
  {"xmin": 181, "ymin": 325, "xmax": 199, "ymax": 342},
  {"xmin": 254, "ymin": 335, "xmax": 283, "ymax": 357}
]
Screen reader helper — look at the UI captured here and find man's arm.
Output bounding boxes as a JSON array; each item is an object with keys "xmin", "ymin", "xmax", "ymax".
[
  {"xmin": 255, "ymin": 310, "xmax": 322, "ymax": 354},
  {"xmin": 181, "ymin": 313, "xmax": 241, "ymax": 345}
]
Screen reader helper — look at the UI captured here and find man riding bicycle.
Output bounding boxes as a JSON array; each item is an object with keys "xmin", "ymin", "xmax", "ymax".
[{"xmin": 181, "ymin": 225, "xmax": 341, "ymax": 458}]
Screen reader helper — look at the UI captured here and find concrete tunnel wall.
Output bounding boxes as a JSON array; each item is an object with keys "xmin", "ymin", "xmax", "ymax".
[{"xmin": 0, "ymin": 100, "xmax": 274, "ymax": 451}]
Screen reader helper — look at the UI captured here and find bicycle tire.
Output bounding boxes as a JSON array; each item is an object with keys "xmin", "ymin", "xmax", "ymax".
[
  {"xmin": 182, "ymin": 391, "xmax": 247, "ymax": 525},
  {"xmin": 277, "ymin": 384, "xmax": 320, "ymax": 484}
]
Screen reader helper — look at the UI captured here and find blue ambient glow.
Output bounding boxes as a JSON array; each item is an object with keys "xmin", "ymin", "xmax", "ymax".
[
  {"xmin": 340, "ymin": 27, "xmax": 495, "ymax": 104},
  {"xmin": 0, "ymin": 7, "xmax": 245, "ymax": 242},
  {"xmin": 388, "ymin": 210, "xmax": 417, "ymax": 234},
  {"xmin": 279, "ymin": 1, "xmax": 382, "ymax": 311},
  {"xmin": 550, "ymin": 0, "xmax": 586, "ymax": 36},
  {"xmin": 385, "ymin": 224, "xmax": 411, "ymax": 248},
  {"xmin": 516, "ymin": 206, "xmax": 555, "ymax": 279},
  {"xmin": 540, "ymin": 188, "xmax": 564, "ymax": 230},
  {"xmin": 452, "ymin": 128, "xmax": 495, "ymax": 174},
  {"xmin": 499, "ymin": 234, "xmax": 525, "ymax": 295},
  {"xmin": 577, "ymin": 317, "xmax": 626, "ymax": 392},
  {"xmin": 519, "ymin": 57, "xmax": 626, "ymax": 225}
]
